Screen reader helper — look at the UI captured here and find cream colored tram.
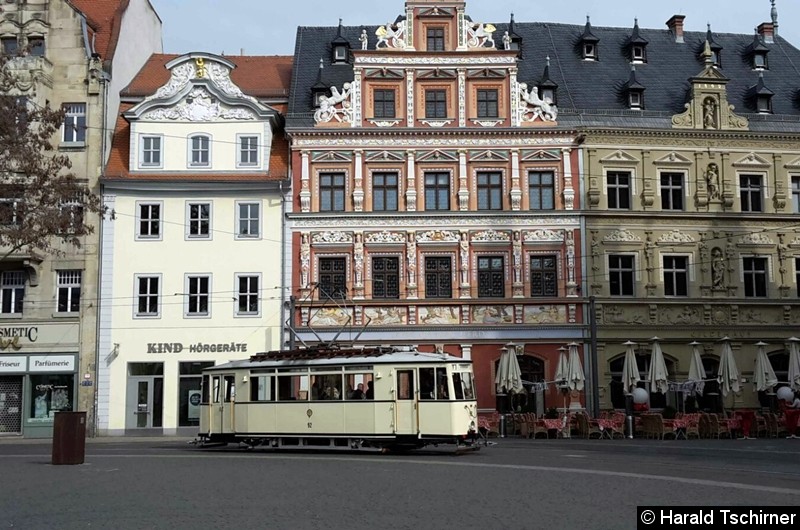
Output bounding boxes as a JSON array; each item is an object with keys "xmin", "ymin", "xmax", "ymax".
[{"xmin": 198, "ymin": 346, "xmax": 479, "ymax": 450}]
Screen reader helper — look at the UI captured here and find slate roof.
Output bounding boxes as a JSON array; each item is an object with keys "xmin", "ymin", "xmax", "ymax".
[{"xmin": 288, "ymin": 20, "xmax": 800, "ymax": 131}]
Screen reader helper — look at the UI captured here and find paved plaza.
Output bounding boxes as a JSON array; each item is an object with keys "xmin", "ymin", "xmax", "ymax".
[{"xmin": 0, "ymin": 437, "xmax": 798, "ymax": 529}]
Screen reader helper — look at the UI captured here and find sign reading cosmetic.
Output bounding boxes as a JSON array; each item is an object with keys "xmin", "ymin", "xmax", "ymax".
[
  {"xmin": 0, "ymin": 356, "xmax": 26, "ymax": 372},
  {"xmin": 29, "ymin": 355, "xmax": 75, "ymax": 372},
  {"xmin": 0, "ymin": 323, "xmax": 79, "ymax": 351}
]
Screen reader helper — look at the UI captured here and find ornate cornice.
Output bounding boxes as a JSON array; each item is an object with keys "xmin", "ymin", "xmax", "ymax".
[
  {"xmin": 291, "ymin": 135, "xmax": 577, "ymax": 148},
  {"xmin": 289, "ymin": 216, "xmax": 581, "ymax": 230}
]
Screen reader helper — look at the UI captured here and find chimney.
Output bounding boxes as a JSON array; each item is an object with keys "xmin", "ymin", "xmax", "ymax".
[
  {"xmin": 757, "ymin": 22, "xmax": 774, "ymax": 44},
  {"xmin": 666, "ymin": 15, "xmax": 685, "ymax": 43}
]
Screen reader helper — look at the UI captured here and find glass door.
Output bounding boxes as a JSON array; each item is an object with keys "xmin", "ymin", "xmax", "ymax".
[
  {"xmin": 126, "ymin": 377, "xmax": 164, "ymax": 429},
  {"xmin": 394, "ymin": 369, "xmax": 417, "ymax": 435}
]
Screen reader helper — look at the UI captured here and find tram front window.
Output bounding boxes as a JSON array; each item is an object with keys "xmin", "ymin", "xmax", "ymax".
[
  {"xmin": 453, "ymin": 372, "xmax": 475, "ymax": 400},
  {"xmin": 419, "ymin": 368, "xmax": 449, "ymax": 400}
]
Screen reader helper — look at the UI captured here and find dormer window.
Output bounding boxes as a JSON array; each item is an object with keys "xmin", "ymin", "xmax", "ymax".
[
  {"xmin": 330, "ymin": 18, "xmax": 350, "ymax": 65},
  {"xmin": 310, "ymin": 58, "xmax": 329, "ymax": 107},
  {"xmin": 624, "ymin": 65, "xmax": 645, "ymax": 110},
  {"xmin": 333, "ymin": 45, "xmax": 348, "ymax": 63},
  {"xmin": 748, "ymin": 31, "xmax": 770, "ymax": 70},
  {"xmin": 579, "ymin": 16, "xmax": 600, "ymax": 61},
  {"xmin": 753, "ymin": 53, "xmax": 767, "ymax": 69},
  {"xmin": 629, "ymin": 91, "xmax": 643, "ymax": 109},
  {"xmin": 540, "ymin": 86, "xmax": 556, "ymax": 105},
  {"xmin": 537, "ymin": 56, "xmax": 558, "ymax": 106},
  {"xmin": 427, "ymin": 27, "xmax": 445, "ymax": 51},
  {"xmin": 705, "ymin": 25, "xmax": 722, "ymax": 67},
  {"xmin": 756, "ymin": 95, "xmax": 772, "ymax": 113},
  {"xmin": 628, "ymin": 19, "xmax": 648, "ymax": 64},
  {"xmin": 506, "ymin": 13, "xmax": 523, "ymax": 53},
  {"xmin": 750, "ymin": 72, "xmax": 773, "ymax": 114}
]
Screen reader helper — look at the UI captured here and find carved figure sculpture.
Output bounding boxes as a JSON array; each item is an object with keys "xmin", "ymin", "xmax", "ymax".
[
  {"xmin": 703, "ymin": 97, "xmax": 717, "ymax": 129},
  {"xmin": 313, "ymin": 82, "xmax": 353, "ymax": 123},
  {"xmin": 711, "ymin": 247, "xmax": 725, "ymax": 288},
  {"xmin": 375, "ymin": 20, "xmax": 407, "ymax": 49},
  {"xmin": 706, "ymin": 163, "xmax": 720, "ymax": 200},
  {"xmin": 502, "ymin": 31, "xmax": 512, "ymax": 50},
  {"xmin": 359, "ymin": 29, "xmax": 368, "ymax": 50},
  {"xmin": 467, "ymin": 22, "xmax": 496, "ymax": 48},
  {"xmin": 518, "ymin": 82, "xmax": 558, "ymax": 122}
]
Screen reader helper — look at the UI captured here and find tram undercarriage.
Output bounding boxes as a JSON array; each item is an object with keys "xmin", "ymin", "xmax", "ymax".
[{"xmin": 195, "ymin": 432, "xmax": 480, "ymax": 452}]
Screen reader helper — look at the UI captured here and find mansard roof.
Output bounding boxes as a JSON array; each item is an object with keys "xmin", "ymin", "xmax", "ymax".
[{"xmin": 288, "ymin": 20, "xmax": 800, "ymax": 131}]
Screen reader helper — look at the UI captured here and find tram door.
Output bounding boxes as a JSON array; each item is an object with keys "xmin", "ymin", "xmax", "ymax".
[
  {"xmin": 395, "ymin": 369, "xmax": 417, "ymax": 435},
  {"xmin": 214, "ymin": 375, "xmax": 236, "ymax": 433}
]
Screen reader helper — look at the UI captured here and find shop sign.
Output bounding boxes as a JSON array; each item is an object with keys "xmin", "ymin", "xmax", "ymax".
[
  {"xmin": 187, "ymin": 390, "xmax": 201, "ymax": 420},
  {"xmin": 0, "ymin": 327, "xmax": 37, "ymax": 351},
  {"xmin": 29, "ymin": 355, "xmax": 75, "ymax": 372},
  {"xmin": 0, "ymin": 323, "xmax": 79, "ymax": 351},
  {"xmin": 147, "ymin": 342, "xmax": 248, "ymax": 354},
  {"xmin": 0, "ymin": 356, "xmax": 26, "ymax": 372}
]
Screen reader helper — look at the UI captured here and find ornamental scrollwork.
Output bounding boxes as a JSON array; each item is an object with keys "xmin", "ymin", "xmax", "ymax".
[{"xmin": 314, "ymin": 82, "xmax": 355, "ymax": 124}]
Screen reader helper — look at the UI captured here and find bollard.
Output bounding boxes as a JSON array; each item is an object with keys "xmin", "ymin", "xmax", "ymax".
[{"xmin": 626, "ymin": 414, "xmax": 634, "ymax": 439}]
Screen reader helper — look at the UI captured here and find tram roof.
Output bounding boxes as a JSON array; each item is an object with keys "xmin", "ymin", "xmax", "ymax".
[{"xmin": 205, "ymin": 346, "xmax": 469, "ymax": 371}]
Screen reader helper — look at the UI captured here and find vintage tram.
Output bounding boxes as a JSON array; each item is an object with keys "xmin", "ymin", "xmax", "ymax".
[{"xmin": 198, "ymin": 345, "xmax": 479, "ymax": 450}]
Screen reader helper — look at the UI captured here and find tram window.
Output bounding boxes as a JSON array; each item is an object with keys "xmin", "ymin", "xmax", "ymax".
[
  {"xmin": 419, "ymin": 368, "xmax": 435, "ymax": 400},
  {"xmin": 345, "ymin": 373, "xmax": 373, "ymax": 399},
  {"xmin": 250, "ymin": 375, "xmax": 275, "ymax": 401},
  {"xmin": 397, "ymin": 370, "xmax": 414, "ymax": 400},
  {"xmin": 278, "ymin": 374, "xmax": 309, "ymax": 401},
  {"xmin": 312, "ymin": 374, "xmax": 343, "ymax": 400},
  {"xmin": 212, "ymin": 376, "xmax": 221, "ymax": 403},
  {"xmin": 453, "ymin": 372, "xmax": 475, "ymax": 400},
  {"xmin": 436, "ymin": 368, "xmax": 449, "ymax": 400},
  {"xmin": 201, "ymin": 375, "xmax": 210, "ymax": 403},
  {"xmin": 224, "ymin": 376, "xmax": 235, "ymax": 402}
]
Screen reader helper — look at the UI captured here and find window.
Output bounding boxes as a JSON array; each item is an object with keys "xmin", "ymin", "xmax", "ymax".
[
  {"xmin": 140, "ymin": 136, "xmax": 162, "ymax": 167},
  {"xmin": 62, "ymin": 103, "xmax": 86, "ymax": 144},
  {"xmin": 425, "ymin": 89, "xmax": 446, "ymax": 119},
  {"xmin": 477, "ymin": 89, "xmax": 498, "ymax": 118},
  {"xmin": 1, "ymin": 271, "xmax": 25, "ymax": 314},
  {"xmin": 238, "ymin": 136, "xmax": 259, "ymax": 167},
  {"xmin": 629, "ymin": 91, "xmax": 643, "ymax": 110},
  {"xmin": 56, "ymin": 270, "xmax": 81, "ymax": 313},
  {"xmin": 319, "ymin": 257, "xmax": 346, "ymax": 299},
  {"xmin": 529, "ymin": 171, "xmax": 555, "ymax": 210},
  {"xmin": 608, "ymin": 255, "xmax": 635, "ymax": 296},
  {"xmin": 662, "ymin": 256, "xmax": 688, "ymax": 297},
  {"xmin": 743, "ymin": 257, "xmax": 768, "ymax": 298},
  {"xmin": 30, "ymin": 374, "xmax": 73, "ymax": 421},
  {"xmin": 632, "ymin": 45, "xmax": 645, "ymax": 62},
  {"xmin": 756, "ymin": 95, "xmax": 772, "ymax": 114},
  {"xmin": 792, "ymin": 177, "xmax": 800, "ymax": 213},
  {"xmin": 187, "ymin": 202, "xmax": 211, "ymax": 239},
  {"xmin": 0, "ymin": 189, "xmax": 20, "ymax": 226},
  {"xmin": 372, "ymin": 257, "xmax": 399, "ymax": 298},
  {"xmin": 583, "ymin": 43, "xmax": 596, "ymax": 59},
  {"xmin": 531, "ymin": 255, "xmax": 557, "ymax": 296},
  {"xmin": 425, "ymin": 257, "xmax": 452, "ymax": 298},
  {"xmin": 424, "ymin": 172, "xmax": 449, "ymax": 211},
  {"xmin": 236, "ymin": 202, "xmax": 260, "ymax": 238},
  {"xmin": 189, "ymin": 135, "xmax": 210, "ymax": 167},
  {"xmin": 372, "ymin": 172, "xmax": 398, "ymax": 211},
  {"xmin": 60, "ymin": 192, "xmax": 84, "ymax": 234},
  {"xmin": 2, "ymin": 37, "xmax": 17, "ymax": 55},
  {"xmin": 373, "ymin": 89, "xmax": 396, "ymax": 119},
  {"xmin": 319, "ymin": 173, "xmax": 345, "ymax": 212},
  {"xmin": 754, "ymin": 53, "xmax": 767, "ymax": 69},
  {"xmin": 186, "ymin": 275, "xmax": 210, "ymax": 316},
  {"xmin": 427, "ymin": 27, "xmax": 445, "ymax": 51},
  {"xmin": 136, "ymin": 276, "xmax": 159, "ymax": 317},
  {"xmin": 478, "ymin": 256, "xmax": 504, "ymax": 297},
  {"xmin": 660, "ymin": 173, "xmax": 684, "ymax": 210},
  {"xmin": 137, "ymin": 203, "xmax": 161, "ymax": 239},
  {"xmin": 28, "ymin": 36, "xmax": 45, "ymax": 56},
  {"xmin": 477, "ymin": 171, "xmax": 502, "ymax": 210},
  {"xmin": 179, "ymin": 362, "xmax": 214, "ymax": 427},
  {"xmin": 236, "ymin": 275, "xmax": 259, "ymax": 315},
  {"xmin": 739, "ymin": 174, "xmax": 763, "ymax": 212},
  {"xmin": 607, "ymin": 171, "xmax": 631, "ymax": 209},
  {"xmin": 333, "ymin": 45, "xmax": 347, "ymax": 63}
]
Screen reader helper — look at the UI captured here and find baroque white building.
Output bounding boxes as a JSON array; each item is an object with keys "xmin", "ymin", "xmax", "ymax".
[{"xmin": 97, "ymin": 53, "xmax": 291, "ymax": 435}]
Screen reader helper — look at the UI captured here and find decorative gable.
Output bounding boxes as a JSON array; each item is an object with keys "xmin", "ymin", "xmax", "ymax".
[
  {"xmin": 365, "ymin": 151, "xmax": 405, "ymax": 163},
  {"xmin": 417, "ymin": 150, "xmax": 458, "ymax": 162},
  {"xmin": 732, "ymin": 152, "xmax": 771, "ymax": 168},
  {"xmin": 521, "ymin": 150, "xmax": 560, "ymax": 162},
  {"xmin": 469, "ymin": 150, "xmax": 509, "ymax": 162},
  {"xmin": 653, "ymin": 152, "xmax": 693, "ymax": 166},
  {"xmin": 312, "ymin": 151, "xmax": 354, "ymax": 163},
  {"xmin": 599, "ymin": 150, "xmax": 639, "ymax": 164}
]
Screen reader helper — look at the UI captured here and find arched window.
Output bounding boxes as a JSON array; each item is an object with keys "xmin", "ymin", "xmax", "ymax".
[
  {"xmin": 188, "ymin": 134, "xmax": 211, "ymax": 167},
  {"xmin": 493, "ymin": 354, "xmax": 545, "ymax": 413},
  {"xmin": 700, "ymin": 356, "xmax": 720, "ymax": 412},
  {"xmin": 607, "ymin": 351, "xmax": 676, "ymax": 409}
]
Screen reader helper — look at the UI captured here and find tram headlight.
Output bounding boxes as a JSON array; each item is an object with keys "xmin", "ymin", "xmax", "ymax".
[{"xmin": 469, "ymin": 420, "xmax": 476, "ymax": 432}]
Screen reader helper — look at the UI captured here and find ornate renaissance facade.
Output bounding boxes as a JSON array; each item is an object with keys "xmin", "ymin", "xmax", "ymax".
[
  {"xmin": 99, "ymin": 53, "xmax": 291, "ymax": 435},
  {"xmin": 286, "ymin": 0, "xmax": 585, "ymax": 413}
]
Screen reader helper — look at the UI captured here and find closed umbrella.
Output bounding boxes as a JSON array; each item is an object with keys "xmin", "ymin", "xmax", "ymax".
[
  {"xmin": 567, "ymin": 342, "xmax": 585, "ymax": 391},
  {"xmin": 718, "ymin": 337, "xmax": 740, "ymax": 397},
  {"xmin": 788, "ymin": 337, "xmax": 800, "ymax": 392},
  {"xmin": 753, "ymin": 341, "xmax": 778, "ymax": 392},
  {"xmin": 495, "ymin": 346, "xmax": 525, "ymax": 395},
  {"xmin": 621, "ymin": 341, "xmax": 640, "ymax": 394},
  {"xmin": 554, "ymin": 346, "xmax": 569, "ymax": 386},
  {"xmin": 688, "ymin": 341, "xmax": 706, "ymax": 396},
  {"xmin": 647, "ymin": 337, "xmax": 669, "ymax": 395}
]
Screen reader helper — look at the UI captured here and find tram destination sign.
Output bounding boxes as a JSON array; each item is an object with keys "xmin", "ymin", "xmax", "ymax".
[{"xmin": 147, "ymin": 342, "xmax": 249, "ymax": 354}]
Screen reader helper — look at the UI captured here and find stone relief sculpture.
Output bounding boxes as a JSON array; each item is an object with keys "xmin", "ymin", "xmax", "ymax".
[
  {"xmin": 353, "ymin": 233, "xmax": 364, "ymax": 287},
  {"xmin": 300, "ymin": 233, "xmax": 310, "ymax": 289},
  {"xmin": 375, "ymin": 20, "xmax": 408, "ymax": 49},
  {"xmin": 406, "ymin": 233, "xmax": 417, "ymax": 286},
  {"xmin": 419, "ymin": 306, "xmax": 459, "ymax": 325},
  {"xmin": 459, "ymin": 232, "xmax": 469, "ymax": 285},
  {"xmin": 467, "ymin": 22, "xmax": 496, "ymax": 48},
  {"xmin": 473, "ymin": 305, "xmax": 513, "ymax": 324},
  {"xmin": 314, "ymin": 82, "xmax": 354, "ymax": 124},
  {"xmin": 711, "ymin": 247, "xmax": 725, "ymax": 288},
  {"xmin": 143, "ymin": 87, "xmax": 256, "ymax": 121},
  {"xmin": 517, "ymin": 82, "xmax": 558, "ymax": 122},
  {"xmin": 706, "ymin": 163, "xmax": 721, "ymax": 200}
]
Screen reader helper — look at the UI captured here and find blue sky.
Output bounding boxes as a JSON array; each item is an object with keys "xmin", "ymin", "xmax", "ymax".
[{"xmin": 149, "ymin": 0, "xmax": 798, "ymax": 56}]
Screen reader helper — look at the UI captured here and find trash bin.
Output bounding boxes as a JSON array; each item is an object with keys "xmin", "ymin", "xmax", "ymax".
[{"xmin": 52, "ymin": 411, "xmax": 87, "ymax": 465}]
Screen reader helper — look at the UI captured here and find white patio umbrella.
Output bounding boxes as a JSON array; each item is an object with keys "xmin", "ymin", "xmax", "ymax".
[
  {"xmin": 495, "ymin": 346, "xmax": 525, "ymax": 395},
  {"xmin": 621, "ymin": 341, "xmax": 640, "ymax": 394},
  {"xmin": 788, "ymin": 337, "xmax": 800, "ymax": 392},
  {"xmin": 717, "ymin": 337, "xmax": 740, "ymax": 397},
  {"xmin": 688, "ymin": 341, "xmax": 706, "ymax": 396},
  {"xmin": 554, "ymin": 346, "xmax": 569, "ymax": 386},
  {"xmin": 753, "ymin": 341, "xmax": 778, "ymax": 392},
  {"xmin": 567, "ymin": 342, "xmax": 585, "ymax": 391},
  {"xmin": 647, "ymin": 337, "xmax": 669, "ymax": 395}
]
